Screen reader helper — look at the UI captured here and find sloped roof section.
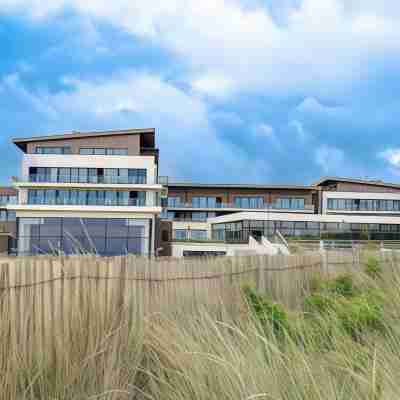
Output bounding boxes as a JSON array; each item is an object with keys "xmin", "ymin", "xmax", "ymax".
[
  {"xmin": 12, "ymin": 128, "xmax": 155, "ymax": 152},
  {"xmin": 313, "ymin": 176, "xmax": 400, "ymax": 190}
]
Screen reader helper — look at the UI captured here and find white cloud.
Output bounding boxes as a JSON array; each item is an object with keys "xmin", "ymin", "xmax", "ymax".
[
  {"xmin": 2, "ymin": 0, "xmax": 400, "ymax": 98},
  {"xmin": 1, "ymin": 69, "xmax": 270, "ymax": 182},
  {"xmin": 315, "ymin": 144, "xmax": 345, "ymax": 173},
  {"xmin": 379, "ymin": 148, "xmax": 400, "ymax": 168},
  {"xmin": 288, "ymin": 119, "xmax": 308, "ymax": 142}
]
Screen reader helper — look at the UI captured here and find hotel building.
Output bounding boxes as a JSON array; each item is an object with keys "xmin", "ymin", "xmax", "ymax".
[
  {"xmin": 6, "ymin": 129, "xmax": 163, "ymax": 256},
  {"xmin": 1, "ymin": 128, "xmax": 400, "ymax": 256}
]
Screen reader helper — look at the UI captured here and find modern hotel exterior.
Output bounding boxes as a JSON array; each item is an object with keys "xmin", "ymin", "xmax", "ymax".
[
  {"xmin": 6, "ymin": 129, "xmax": 163, "ymax": 256},
  {"xmin": 1, "ymin": 128, "xmax": 400, "ymax": 256}
]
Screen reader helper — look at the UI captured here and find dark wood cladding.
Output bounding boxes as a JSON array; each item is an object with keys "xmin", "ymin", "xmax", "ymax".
[
  {"xmin": 26, "ymin": 134, "xmax": 142, "ymax": 156},
  {"xmin": 167, "ymin": 186, "xmax": 315, "ymax": 206}
]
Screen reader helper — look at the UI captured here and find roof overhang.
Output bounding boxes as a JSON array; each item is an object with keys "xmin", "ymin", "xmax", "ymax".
[{"xmin": 12, "ymin": 128, "xmax": 156, "ymax": 153}]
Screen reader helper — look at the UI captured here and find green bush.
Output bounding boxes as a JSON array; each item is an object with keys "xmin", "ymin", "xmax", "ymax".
[
  {"xmin": 304, "ymin": 292, "xmax": 336, "ymax": 314},
  {"xmin": 327, "ymin": 274, "xmax": 357, "ymax": 298},
  {"xmin": 243, "ymin": 286, "xmax": 290, "ymax": 337},
  {"xmin": 337, "ymin": 291, "xmax": 385, "ymax": 339},
  {"xmin": 365, "ymin": 256, "xmax": 382, "ymax": 279}
]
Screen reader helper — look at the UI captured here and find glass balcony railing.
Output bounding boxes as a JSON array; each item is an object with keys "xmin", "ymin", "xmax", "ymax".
[
  {"xmin": 28, "ymin": 174, "xmax": 147, "ymax": 185},
  {"xmin": 167, "ymin": 202, "xmax": 314, "ymax": 211}
]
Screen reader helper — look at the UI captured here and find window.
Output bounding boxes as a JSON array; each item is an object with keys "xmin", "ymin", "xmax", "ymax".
[
  {"xmin": 275, "ymin": 198, "xmax": 305, "ymax": 209},
  {"xmin": 17, "ymin": 217, "xmax": 150, "ymax": 256},
  {"xmin": 192, "ymin": 212, "xmax": 208, "ymax": 221},
  {"xmin": 0, "ymin": 195, "xmax": 17, "ymax": 205},
  {"xmin": 234, "ymin": 197, "xmax": 264, "ymax": 209},
  {"xmin": 190, "ymin": 230, "xmax": 208, "ymax": 240},
  {"xmin": 174, "ymin": 229, "xmax": 187, "ymax": 240},
  {"xmin": 79, "ymin": 148, "xmax": 128, "ymax": 156},
  {"xmin": 35, "ymin": 146, "xmax": 71, "ymax": 155},
  {"xmin": 191, "ymin": 197, "xmax": 219, "ymax": 208},
  {"xmin": 168, "ymin": 197, "xmax": 182, "ymax": 207}
]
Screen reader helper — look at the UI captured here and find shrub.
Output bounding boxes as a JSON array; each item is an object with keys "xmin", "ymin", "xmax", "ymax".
[
  {"xmin": 243, "ymin": 286, "xmax": 290, "ymax": 337},
  {"xmin": 327, "ymin": 274, "xmax": 357, "ymax": 298},
  {"xmin": 337, "ymin": 292, "xmax": 385, "ymax": 340},
  {"xmin": 304, "ymin": 292, "xmax": 336, "ymax": 314},
  {"xmin": 365, "ymin": 256, "xmax": 382, "ymax": 280}
]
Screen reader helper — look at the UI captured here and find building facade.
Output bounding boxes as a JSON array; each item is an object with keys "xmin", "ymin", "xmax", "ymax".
[
  {"xmin": 1, "ymin": 128, "xmax": 400, "ymax": 257},
  {"xmin": 7, "ymin": 129, "xmax": 163, "ymax": 256}
]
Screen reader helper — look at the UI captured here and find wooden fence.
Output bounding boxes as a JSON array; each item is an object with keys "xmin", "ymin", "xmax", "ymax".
[{"xmin": 0, "ymin": 250, "xmax": 369, "ymax": 362}]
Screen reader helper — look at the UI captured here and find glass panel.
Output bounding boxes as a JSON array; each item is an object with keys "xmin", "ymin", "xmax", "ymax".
[
  {"xmin": 94, "ymin": 148, "xmax": 106, "ymax": 155},
  {"xmin": 80, "ymin": 148, "xmax": 92, "ymax": 155},
  {"xmin": 108, "ymin": 219, "xmax": 129, "ymax": 237}
]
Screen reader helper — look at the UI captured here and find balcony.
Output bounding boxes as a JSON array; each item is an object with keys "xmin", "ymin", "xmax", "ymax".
[
  {"xmin": 167, "ymin": 202, "xmax": 315, "ymax": 213},
  {"xmin": 28, "ymin": 174, "xmax": 147, "ymax": 185}
]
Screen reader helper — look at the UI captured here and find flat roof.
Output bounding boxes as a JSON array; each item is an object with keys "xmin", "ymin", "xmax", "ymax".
[
  {"xmin": 167, "ymin": 182, "xmax": 314, "ymax": 190},
  {"xmin": 313, "ymin": 176, "xmax": 400, "ymax": 190},
  {"xmin": 12, "ymin": 128, "xmax": 155, "ymax": 152}
]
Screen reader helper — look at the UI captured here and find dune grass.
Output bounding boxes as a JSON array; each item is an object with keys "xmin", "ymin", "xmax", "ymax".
[{"xmin": 2, "ymin": 252, "xmax": 400, "ymax": 399}]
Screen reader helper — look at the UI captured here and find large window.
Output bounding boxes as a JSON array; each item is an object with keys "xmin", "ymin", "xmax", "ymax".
[
  {"xmin": 191, "ymin": 197, "xmax": 218, "ymax": 208},
  {"xmin": 234, "ymin": 197, "xmax": 264, "ymax": 209},
  {"xmin": 79, "ymin": 148, "xmax": 129, "ymax": 156},
  {"xmin": 327, "ymin": 198, "xmax": 400, "ymax": 212},
  {"xmin": 35, "ymin": 146, "xmax": 72, "ymax": 155},
  {"xmin": 17, "ymin": 217, "xmax": 151, "ymax": 256},
  {"xmin": 275, "ymin": 198, "xmax": 305, "ymax": 210},
  {"xmin": 29, "ymin": 167, "xmax": 147, "ymax": 184},
  {"xmin": 167, "ymin": 196, "xmax": 182, "ymax": 207},
  {"xmin": 28, "ymin": 189, "xmax": 147, "ymax": 206}
]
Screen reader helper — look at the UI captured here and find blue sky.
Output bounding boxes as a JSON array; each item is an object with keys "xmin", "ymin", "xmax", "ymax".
[{"xmin": 1, "ymin": 0, "xmax": 400, "ymax": 185}]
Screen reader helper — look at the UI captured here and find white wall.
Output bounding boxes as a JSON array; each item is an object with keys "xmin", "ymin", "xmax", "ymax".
[{"xmin": 322, "ymin": 191, "xmax": 400, "ymax": 214}]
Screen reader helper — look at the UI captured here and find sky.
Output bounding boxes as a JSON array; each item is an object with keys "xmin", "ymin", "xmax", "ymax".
[{"xmin": 1, "ymin": 0, "xmax": 400, "ymax": 185}]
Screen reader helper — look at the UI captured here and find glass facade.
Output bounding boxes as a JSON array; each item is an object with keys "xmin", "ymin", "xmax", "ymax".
[
  {"xmin": 29, "ymin": 167, "xmax": 147, "ymax": 184},
  {"xmin": 17, "ymin": 217, "xmax": 151, "ymax": 256},
  {"xmin": 79, "ymin": 148, "xmax": 128, "ymax": 156},
  {"xmin": 328, "ymin": 198, "xmax": 400, "ymax": 212},
  {"xmin": 28, "ymin": 189, "xmax": 147, "ymax": 206},
  {"xmin": 212, "ymin": 219, "xmax": 400, "ymax": 242},
  {"xmin": 35, "ymin": 147, "xmax": 72, "ymax": 155}
]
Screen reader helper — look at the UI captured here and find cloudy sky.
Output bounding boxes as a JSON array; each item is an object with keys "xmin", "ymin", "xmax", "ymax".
[{"xmin": 1, "ymin": 0, "xmax": 400, "ymax": 185}]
